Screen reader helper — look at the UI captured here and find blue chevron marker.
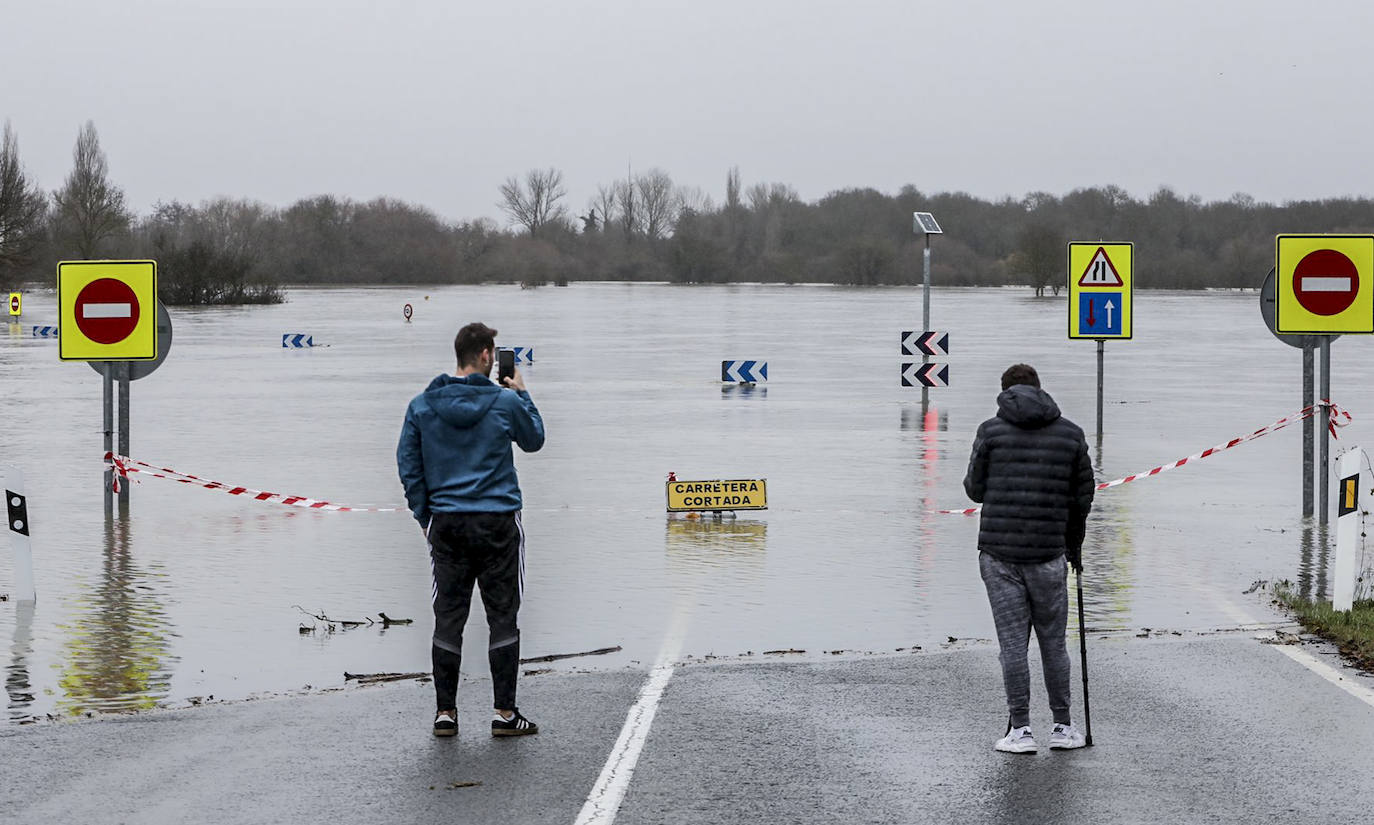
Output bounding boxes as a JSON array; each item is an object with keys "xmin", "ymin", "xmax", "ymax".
[
  {"xmin": 281, "ymin": 333, "xmax": 315, "ymax": 348},
  {"xmin": 510, "ymin": 346, "xmax": 534, "ymax": 364},
  {"xmin": 31, "ymin": 326, "xmax": 58, "ymax": 338},
  {"xmin": 721, "ymin": 359, "xmax": 768, "ymax": 383}
]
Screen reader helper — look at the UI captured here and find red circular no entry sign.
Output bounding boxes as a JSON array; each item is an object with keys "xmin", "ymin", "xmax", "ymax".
[
  {"xmin": 8, "ymin": 294, "xmax": 18, "ymax": 313},
  {"xmin": 1293, "ymin": 249, "xmax": 1359, "ymax": 316},
  {"xmin": 74, "ymin": 278, "xmax": 141, "ymax": 344}
]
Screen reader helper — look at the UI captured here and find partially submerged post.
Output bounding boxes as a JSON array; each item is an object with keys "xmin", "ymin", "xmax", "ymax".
[
  {"xmin": 1332, "ymin": 448, "xmax": 1361, "ymax": 612},
  {"xmin": 5, "ymin": 466, "xmax": 37, "ymax": 602}
]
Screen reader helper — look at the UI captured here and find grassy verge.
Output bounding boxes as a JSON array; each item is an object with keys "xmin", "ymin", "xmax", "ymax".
[{"xmin": 1273, "ymin": 581, "xmax": 1374, "ymax": 671}]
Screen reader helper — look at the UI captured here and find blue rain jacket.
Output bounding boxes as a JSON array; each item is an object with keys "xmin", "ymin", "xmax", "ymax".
[{"xmin": 397, "ymin": 373, "xmax": 544, "ymax": 525}]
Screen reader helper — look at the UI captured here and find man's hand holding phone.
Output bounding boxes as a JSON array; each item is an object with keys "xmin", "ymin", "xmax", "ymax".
[{"xmin": 501, "ymin": 367, "xmax": 526, "ymax": 392}]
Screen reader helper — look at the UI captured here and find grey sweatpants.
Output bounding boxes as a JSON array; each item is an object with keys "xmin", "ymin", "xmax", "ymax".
[{"xmin": 979, "ymin": 552, "xmax": 1072, "ymax": 729}]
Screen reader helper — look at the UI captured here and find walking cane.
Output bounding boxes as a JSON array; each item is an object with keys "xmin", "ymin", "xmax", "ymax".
[{"xmin": 1076, "ymin": 567, "xmax": 1094, "ymax": 746}]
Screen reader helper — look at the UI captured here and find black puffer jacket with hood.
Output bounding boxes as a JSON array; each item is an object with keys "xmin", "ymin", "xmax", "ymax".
[{"xmin": 963, "ymin": 384, "xmax": 1095, "ymax": 564}]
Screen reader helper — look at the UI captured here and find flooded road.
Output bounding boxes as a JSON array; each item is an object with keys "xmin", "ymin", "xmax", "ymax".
[{"xmin": 2, "ymin": 283, "xmax": 1369, "ymax": 720}]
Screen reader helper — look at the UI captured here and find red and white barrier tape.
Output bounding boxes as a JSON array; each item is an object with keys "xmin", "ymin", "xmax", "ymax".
[
  {"xmin": 937, "ymin": 401, "xmax": 1352, "ymax": 516},
  {"xmin": 104, "ymin": 453, "xmax": 406, "ymax": 513}
]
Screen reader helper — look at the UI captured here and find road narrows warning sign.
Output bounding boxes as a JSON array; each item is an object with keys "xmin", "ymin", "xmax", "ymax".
[{"xmin": 1078, "ymin": 247, "xmax": 1124, "ymax": 286}]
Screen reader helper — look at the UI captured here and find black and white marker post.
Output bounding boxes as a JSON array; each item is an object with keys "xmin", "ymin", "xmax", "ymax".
[{"xmin": 5, "ymin": 466, "xmax": 36, "ymax": 602}]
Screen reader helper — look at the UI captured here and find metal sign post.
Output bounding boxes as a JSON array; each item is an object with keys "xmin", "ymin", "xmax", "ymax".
[
  {"xmin": 1096, "ymin": 340, "xmax": 1105, "ymax": 441},
  {"xmin": 1261, "ymin": 267, "xmax": 1332, "ymax": 519},
  {"xmin": 911, "ymin": 212, "xmax": 943, "ymax": 409},
  {"xmin": 84, "ymin": 300, "xmax": 173, "ymax": 515},
  {"xmin": 103, "ymin": 368, "xmax": 114, "ymax": 517},
  {"xmin": 1319, "ymin": 337, "xmax": 1331, "ymax": 525},
  {"xmin": 1303, "ymin": 345, "xmax": 1314, "ymax": 518}
]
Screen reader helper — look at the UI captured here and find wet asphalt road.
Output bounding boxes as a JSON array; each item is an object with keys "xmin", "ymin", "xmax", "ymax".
[{"xmin": 3, "ymin": 634, "xmax": 1373, "ymax": 825}]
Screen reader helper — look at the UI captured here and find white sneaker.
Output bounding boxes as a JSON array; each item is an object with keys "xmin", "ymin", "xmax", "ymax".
[
  {"xmin": 1048, "ymin": 723, "xmax": 1086, "ymax": 750},
  {"xmin": 995, "ymin": 725, "xmax": 1037, "ymax": 753}
]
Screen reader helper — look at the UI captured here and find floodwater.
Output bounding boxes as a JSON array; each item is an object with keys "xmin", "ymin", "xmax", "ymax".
[{"xmin": 1, "ymin": 283, "xmax": 1370, "ymax": 722}]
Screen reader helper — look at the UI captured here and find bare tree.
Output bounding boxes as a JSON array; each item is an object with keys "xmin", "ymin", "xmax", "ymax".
[
  {"xmin": 676, "ymin": 185, "xmax": 713, "ymax": 216},
  {"xmin": 1013, "ymin": 223, "xmax": 1061, "ymax": 296},
  {"xmin": 635, "ymin": 168, "xmax": 678, "ymax": 240},
  {"xmin": 0, "ymin": 121, "xmax": 48, "ymax": 278},
  {"xmin": 497, "ymin": 167, "xmax": 568, "ymax": 237},
  {"xmin": 52, "ymin": 121, "xmax": 132, "ymax": 258},
  {"xmin": 591, "ymin": 184, "xmax": 618, "ymax": 234},
  {"xmin": 616, "ymin": 177, "xmax": 637, "ymax": 239}
]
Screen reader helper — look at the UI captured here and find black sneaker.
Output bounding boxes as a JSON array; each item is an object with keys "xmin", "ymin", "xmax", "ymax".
[
  {"xmin": 491, "ymin": 708, "xmax": 538, "ymax": 737},
  {"xmin": 433, "ymin": 710, "xmax": 457, "ymax": 738}
]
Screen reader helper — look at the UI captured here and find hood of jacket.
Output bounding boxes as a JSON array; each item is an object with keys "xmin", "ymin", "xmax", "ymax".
[
  {"xmin": 995, "ymin": 384, "xmax": 1062, "ymax": 430},
  {"xmin": 422, "ymin": 373, "xmax": 502, "ymax": 428}
]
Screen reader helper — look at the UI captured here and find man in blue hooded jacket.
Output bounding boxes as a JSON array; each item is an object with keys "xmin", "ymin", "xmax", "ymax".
[{"xmin": 397, "ymin": 322, "xmax": 545, "ymax": 738}]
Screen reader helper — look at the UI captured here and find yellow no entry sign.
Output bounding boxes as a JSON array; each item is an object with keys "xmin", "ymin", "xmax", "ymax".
[
  {"xmin": 7, "ymin": 292, "xmax": 19, "ymax": 317},
  {"xmin": 665, "ymin": 479, "xmax": 768, "ymax": 512},
  {"xmin": 1275, "ymin": 235, "xmax": 1374, "ymax": 334},
  {"xmin": 1068, "ymin": 243, "xmax": 1133, "ymax": 340},
  {"xmin": 57, "ymin": 260, "xmax": 159, "ymax": 361}
]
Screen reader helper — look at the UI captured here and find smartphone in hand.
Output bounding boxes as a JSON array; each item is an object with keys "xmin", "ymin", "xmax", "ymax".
[{"xmin": 498, "ymin": 348, "xmax": 515, "ymax": 384}]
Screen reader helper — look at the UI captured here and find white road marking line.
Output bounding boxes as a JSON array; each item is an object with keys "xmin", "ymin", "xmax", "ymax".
[
  {"xmin": 574, "ymin": 608, "xmax": 687, "ymax": 825},
  {"xmin": 82, "ymin": 303, "xmax": 132, "ymax": 319},
  {"xmin": 1300, "ymin": 276, "xmax": 1352, "ymax": 292},
  {"xmin": 1271, "ymin": 644, "xmax": 1374, "ymax": 707},
  {"xmin": 1188, "ymin": 580, "xmax": 1374, "ymax": 710}
]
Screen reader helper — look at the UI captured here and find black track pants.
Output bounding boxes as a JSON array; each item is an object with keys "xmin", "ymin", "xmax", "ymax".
[{"xmin": 429, "ymin": 511, "xmax": 525, "ymax": 711}]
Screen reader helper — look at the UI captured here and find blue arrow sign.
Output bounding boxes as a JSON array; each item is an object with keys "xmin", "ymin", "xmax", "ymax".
[
  {"xmin": 31, "ymin": 326, "xmax": 58, "ymax": 338},
  {"xmin": 721, "ymin": 360, "xmax": 768, "ymax": 383},
  {"xmin": 282, "ymin": 333, "xmax": 315, "ymax": 348},
  {"xmin": 510, "ymin": 346, "xmax": 534, "ymax": 364},
  {"xmin": 1079, "ymin": 292, "xmax": 1123, "ymax": 336}
]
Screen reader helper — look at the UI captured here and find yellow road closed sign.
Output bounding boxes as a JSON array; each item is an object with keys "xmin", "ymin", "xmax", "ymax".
[
  {"xmin": 666, "ymin": 479, "xmax": 768, "ymax": 512},
  {"xmin": 57, "ymin": 260, "xmax": 159, "ymax": 361}
]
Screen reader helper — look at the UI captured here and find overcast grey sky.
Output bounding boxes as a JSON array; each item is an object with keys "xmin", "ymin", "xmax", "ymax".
[{"xmin": 5, "ymin": 0, "xmax": 1373, "ymax": 226}]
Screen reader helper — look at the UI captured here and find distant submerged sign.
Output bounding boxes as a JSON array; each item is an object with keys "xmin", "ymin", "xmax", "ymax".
[{"xmin": 665, "ymin": 479, "xmax": 768, "ymax": 512}]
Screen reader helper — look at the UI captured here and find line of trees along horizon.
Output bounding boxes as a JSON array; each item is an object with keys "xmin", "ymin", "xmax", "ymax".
[{"xmin": 4, "ymin": 121, "xmax": 1374, "ymax": 304}]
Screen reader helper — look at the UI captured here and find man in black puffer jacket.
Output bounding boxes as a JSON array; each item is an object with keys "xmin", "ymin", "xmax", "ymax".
[{"xmin": 964, "ymin": 364, "xmax": 1095, "ymax": 755}]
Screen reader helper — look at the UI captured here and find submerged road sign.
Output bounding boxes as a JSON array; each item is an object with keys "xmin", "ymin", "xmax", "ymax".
[
  {"xmin": 901, "ymin": 331, "xmax": 948, "ymax": 356},
  {"xmin": 1068, "ymin": 243, "xmax": 1133, "ymax": 339},
  {"xmin": 901, "ymin": 362, "xmax": 948, "ymax": 387},
  {"xmin": 1276, "ymin": 235, "xmax": 1374, "ymax": 334},
  {"xmin": 7, "ymin": 292, "xmax": 19, "ymax": 317},
  {"xmin": 58, "ymin": 260, "xmax": 158, "ymax": 361},
  {"xmin": 722, "ymin": 360, "xmax": 767, "ymax": 382},
  {"xmin": 666, "ymin": 478, "xmax": 768, "ymax": 512}
]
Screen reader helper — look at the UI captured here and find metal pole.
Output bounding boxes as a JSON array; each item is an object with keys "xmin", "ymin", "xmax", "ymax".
[
  {"xmin": 1096, "ymin": 340, "xmax": 1104, "ymax": 441},
  {"xmin": 1303, "ymin": 343, "xmax": 1314, "ymax": 519},
  {"xmin": 922, "ymin": 235, "xmax": 931, "ymax": 409},
  {"xmin": 103, "ymin": 367, "xmax": 113, "ymax": 518},
  {"xmin": 118, "ymin": 362, "xmax": 130, "ymax": 512},
  {"xmin": 1319, "ymin": 337, "xmax": 1331, "ymax": 527}
]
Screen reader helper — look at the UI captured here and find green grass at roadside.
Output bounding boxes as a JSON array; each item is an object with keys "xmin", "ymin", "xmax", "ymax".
[{"xmin": 1274, "ymin": 581, "xmax": 1374, "ymax": 670}]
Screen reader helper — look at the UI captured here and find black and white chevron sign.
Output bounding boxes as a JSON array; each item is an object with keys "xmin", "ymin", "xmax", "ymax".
[
  {"xmin": 901, "ymin": 363, "xmax": 949, "ymax": 387},
  {"xmin": 901, "ymin": 331, "xmax": 949, "ymax": 356},
  {"xmin": 721, "ymin": 360, "xmax": 768, "ymax": 383}
]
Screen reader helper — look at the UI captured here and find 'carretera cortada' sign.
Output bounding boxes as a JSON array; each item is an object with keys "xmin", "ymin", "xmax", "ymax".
[{"xmin": 665, "ymin": 479, "xmax": 768, "ymax": 512}]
